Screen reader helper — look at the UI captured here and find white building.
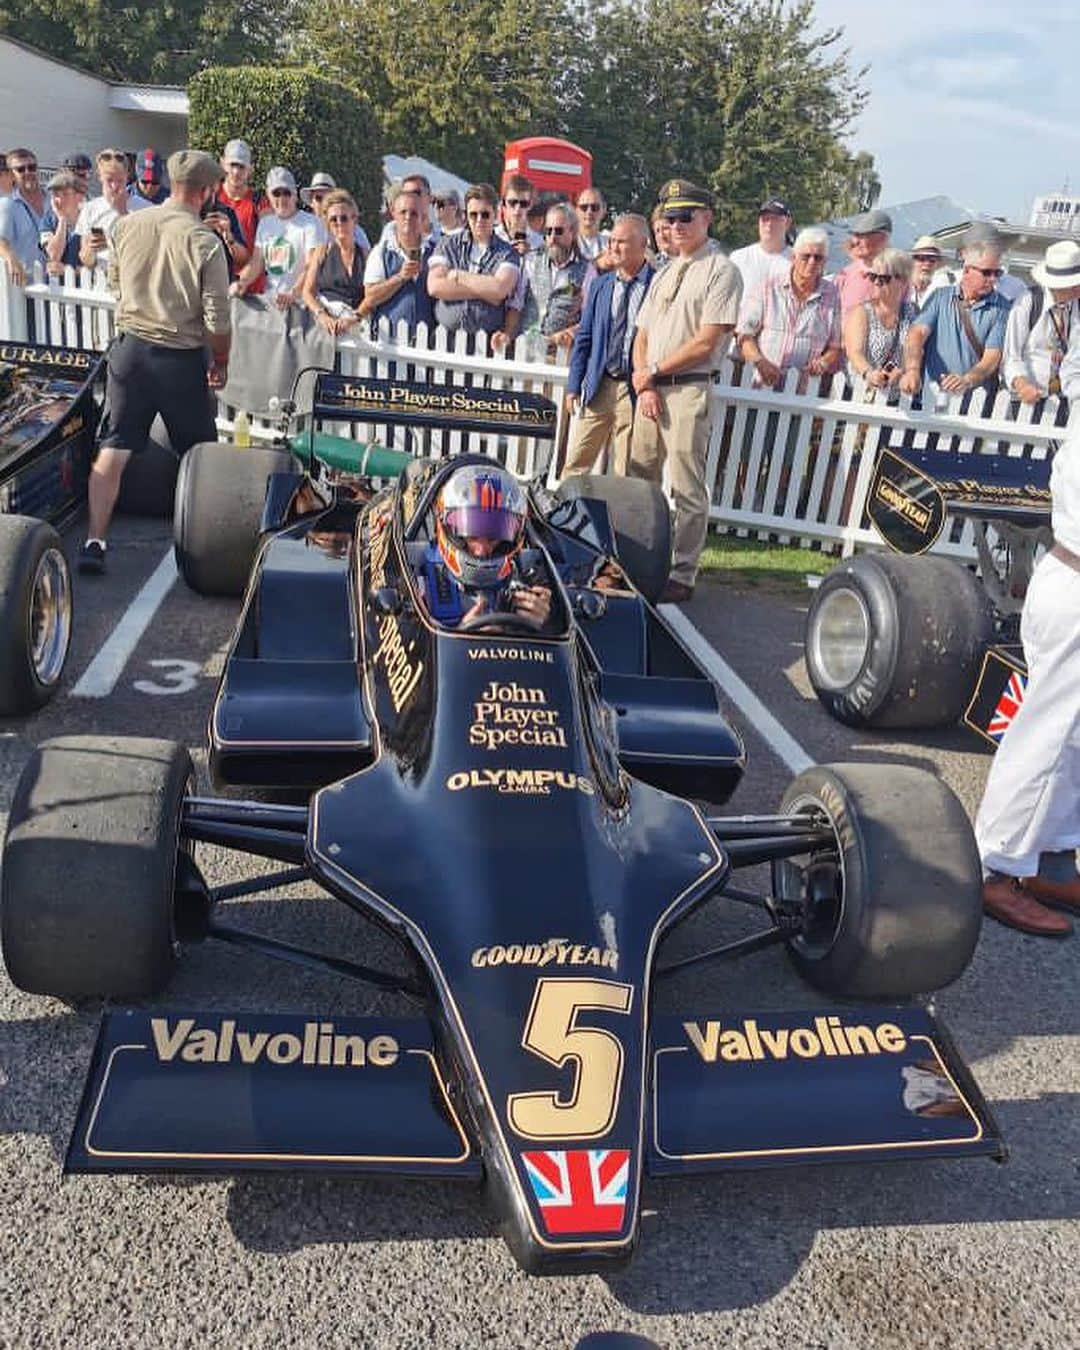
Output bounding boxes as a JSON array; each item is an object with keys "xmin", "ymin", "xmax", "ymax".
[{"xmin": 0, "ymin": 34, "xmax": 189, "ymax": 168}]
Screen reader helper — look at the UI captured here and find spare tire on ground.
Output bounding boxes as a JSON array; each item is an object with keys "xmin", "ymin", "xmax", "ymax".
[
  {"xmin": 804, "ymin": 552, "xmax": 994, "ymax": 729},
  {"xmin": 174, "ymin": 441, "xmax": 294, "ymax": 597},
  {"xmin": 115, "ymin": 415, "xmax": 180, "ymax": 517},
  {"xmin": 555, "ymin": 474, "xmax": 671, "ymax": 603}
]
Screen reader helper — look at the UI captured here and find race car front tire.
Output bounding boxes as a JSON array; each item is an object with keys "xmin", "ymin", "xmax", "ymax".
[
  {"xmin": 1, "ymin": 736, "xmax": 193, "ymax": 998},
  {"xmin": 773, "ymin": 762, "xmax": 982, "ymax": 999},
  {"xmin": 115, "ymin": 415, "xmax": 179, "ymax": 517},
  {"xmin": 174, "ymin": 441, "xmax": 293, "ymax": 596},
  {"xmin": 0, "ymin": 515, "xmax": 72, "ymax": 715},
  {"xmin": 804, "ymin": 552, "xmax": 993, "ymax": 728},
  {"xmin": 556, "ymin": 475, "xmax": 671, "ymax": 603}
]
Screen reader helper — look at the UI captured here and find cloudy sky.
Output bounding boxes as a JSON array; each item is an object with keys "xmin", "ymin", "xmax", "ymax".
[{"xmin": 810, "ymin": 0, "xmax": 1080, "ymax": 220}]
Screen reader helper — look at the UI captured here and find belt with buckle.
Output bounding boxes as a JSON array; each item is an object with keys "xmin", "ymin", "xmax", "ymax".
[
  {"xmin": 653, "ymin": 372, "xmax": 713, "ymax": 387},
  {"xmin": 1050, "ymin": 542, "xmax": 1080, "ymax": 573}
]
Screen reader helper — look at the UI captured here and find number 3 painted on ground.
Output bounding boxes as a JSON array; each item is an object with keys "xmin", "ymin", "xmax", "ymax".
[
  {"xmin": 134, "ymin": 658, "xmax": 201, "ymax": 695},
  {"xmin": 508, "ymin": 978, "xmax": 633, "ymax": 1140}
]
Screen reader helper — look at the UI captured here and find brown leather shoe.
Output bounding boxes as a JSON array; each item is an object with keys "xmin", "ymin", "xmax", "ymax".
[
  {"xmin": 1023, "ymin": 873, "xmax": 1080, "ymax": 913},
  {"xmin": 659, "ymin": 579, "xmax": 694, "ymax": 604},
  {"xmin": 982, "ymin": 875, "xmax": 1073, "ymax": 937}
]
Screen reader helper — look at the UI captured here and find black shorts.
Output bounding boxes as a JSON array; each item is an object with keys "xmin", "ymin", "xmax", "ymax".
[{"xmin": 100, "ymin": 333, "xmax": 217, "ymax": 455}]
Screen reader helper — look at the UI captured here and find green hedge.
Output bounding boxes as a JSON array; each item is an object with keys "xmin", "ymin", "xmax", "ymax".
[{"xmin": 188, "ymin": 67, "xmax": 385, "ymax": 235}]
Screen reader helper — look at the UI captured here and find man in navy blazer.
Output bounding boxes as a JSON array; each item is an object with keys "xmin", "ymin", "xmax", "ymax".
[{"xmin": 563, "ymin": 214, "xmax": 654, "ymax": 476}]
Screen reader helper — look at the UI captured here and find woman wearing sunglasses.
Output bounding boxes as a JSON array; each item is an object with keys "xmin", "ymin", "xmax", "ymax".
[
  {"xmin": 301, "ymin": 189, "xmax": 365, "ymax": 336},
  {"xmin": 844, "ymin": 247, "xmax": 916, "ymax": 395}
]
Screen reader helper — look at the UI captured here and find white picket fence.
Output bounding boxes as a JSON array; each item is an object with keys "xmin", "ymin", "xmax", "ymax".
[{"xmin": 3, "ymin": 263, "xmax": 1073, "ymax": 558}]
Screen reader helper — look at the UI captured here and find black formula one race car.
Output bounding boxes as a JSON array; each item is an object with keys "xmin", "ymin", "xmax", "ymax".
[{"xmin": 0, "ymin": 373, "xmax": 1003, "ymax": 1274}]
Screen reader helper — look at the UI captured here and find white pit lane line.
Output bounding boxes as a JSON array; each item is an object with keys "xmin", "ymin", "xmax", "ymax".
[
  {"xmin": 659, "ymin": 603, "xmax": 815, "ymax": 776},
  {"xmin": 72, "ymin": 548, "xmax": 178, "ymax": 699}
]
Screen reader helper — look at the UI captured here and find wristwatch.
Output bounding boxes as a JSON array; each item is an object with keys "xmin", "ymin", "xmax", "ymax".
[{"xmin": 649, "ymin": 361, "xmax": 660, "ymax": 382}]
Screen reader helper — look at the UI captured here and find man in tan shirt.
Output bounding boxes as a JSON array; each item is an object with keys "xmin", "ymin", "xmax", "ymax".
[
  {"xmin": 81, "ymin": 149, "xmax": 231, "ymax": 574},
  {"xmin": 629, "ymin": 179, "xmax": 741, "ymax": 602}
]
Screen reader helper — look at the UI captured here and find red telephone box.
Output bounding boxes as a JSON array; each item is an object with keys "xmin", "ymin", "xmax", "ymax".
[{"xmin": 503, "ymin": 138, "xmax": 593, "ymax": 201}]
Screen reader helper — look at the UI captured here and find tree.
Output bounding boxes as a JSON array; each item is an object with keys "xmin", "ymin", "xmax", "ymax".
[
  {"xmin": 296, "ymin": 0, "xmax": 581, "ymax": 183},
  {"xmin": 0, "ymin": 0, "xmax": 294, "ymax": 83},
  {"xmin": 567, "ymin": 0, "xmax": 870, "ymax": 240}
]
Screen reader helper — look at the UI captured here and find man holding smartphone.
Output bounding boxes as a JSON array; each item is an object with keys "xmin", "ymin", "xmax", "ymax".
[
  {"xmin": 81, "ymin": 150, "xmax": 230, "ymax": 575},
  {"xmin": 75, "ymin": 147, "xmax": 150, "ymax": 272}
]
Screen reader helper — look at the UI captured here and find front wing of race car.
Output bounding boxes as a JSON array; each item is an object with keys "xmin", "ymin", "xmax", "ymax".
[{"xmin": 68, "ymin": 1002, "xmax": 1002, "ymax": 1268}]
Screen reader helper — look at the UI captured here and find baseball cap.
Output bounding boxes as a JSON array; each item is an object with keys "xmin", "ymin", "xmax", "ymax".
[
  {"xmin": 223, "ymin": 139, "xmax": 253, "ymax": 168},
  {"xmin": 759, "ymin": 198, "xmax": 792, "ymax": 217},
  {"xmin": 657, "ymin": 178, "xmax": 713, "ymax": 211},
  {"xmin": 166, "ymin": 149, "xmax": 224, "ymax": 191},
  {"xmin": 266, "ymin": 166, "xmax": 297, "ymax": 195},
  {"xmin": 46, "ymin": 170, "xmax": 87, "ymax": 194},
  {"xmin": 300, "ymin": 170, "xmax": 336, "ymax": 204},
  {"xmin": 849, "ymin": 209, "xmax": 892, "ymax": 235},
  {"xmin": 62, "ymin": 152, "xmax": 93, "ymax": 173},
  {"xmin": 138, "ymin": 148, "xmax": 165, "ymax": 184}
]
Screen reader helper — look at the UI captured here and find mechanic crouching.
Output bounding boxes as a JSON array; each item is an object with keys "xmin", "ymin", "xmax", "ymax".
[
  {"xmin": 80, "ymin": 150, "xmax": 230, "ymax": 574},
  {"xmin": 975, "ymin": 421, "xmax": 1080, "ymax": 936},
  {"xmin": 420, "ymin": 463, "xmax": 552, "ymax": 630}
]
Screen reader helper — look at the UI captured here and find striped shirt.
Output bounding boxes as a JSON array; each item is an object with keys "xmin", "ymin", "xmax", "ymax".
[{"xmin": 738, "ymin": 272, "xmax": 841, "ymax": 380}]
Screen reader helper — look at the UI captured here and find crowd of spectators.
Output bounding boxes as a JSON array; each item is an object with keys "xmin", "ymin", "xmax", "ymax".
[{"xmin": 3, "ymin": 136, "xmax": 1079, "ymax": 597}]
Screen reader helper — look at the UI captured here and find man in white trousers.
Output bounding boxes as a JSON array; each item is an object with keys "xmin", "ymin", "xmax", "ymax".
[{"xmin": 975, "ymin": 423, "xmax": 1080, "ymax": 935}]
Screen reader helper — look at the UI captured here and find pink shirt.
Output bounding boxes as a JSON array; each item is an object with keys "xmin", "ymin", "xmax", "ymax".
[{"xmin": 835, "ymin": 261, "xmax": 874, "ymax": 316}]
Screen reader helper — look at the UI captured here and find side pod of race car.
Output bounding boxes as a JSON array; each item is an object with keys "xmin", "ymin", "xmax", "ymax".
[{"xmin": 0, "ymin": 373, "xmax": 1003, "ymax": 1274}]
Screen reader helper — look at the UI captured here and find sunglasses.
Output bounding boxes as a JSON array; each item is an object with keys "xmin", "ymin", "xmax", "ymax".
[
  {"xmin": 544, "ymin": 225, "xmax": 566, "ymax": 236},
  {"xmin": 579, "ymin": 202, "xmax": 602, "ymax": 212},
  {"xmin": 912, "ymin": 253, "xmax": 941, "ymax": 263},
  {"xmin": 11, "ymin": 162, "xmax": 38, "ymax": 174},
  {"xmin": 868, "ymin": 272, "xmax": 897, "ymax": 284},
  {"xmin": 965, "ymin": 265, "xmax": 1004, "ymax": 279},
  {"xmin": 505, "ymin": 197, "xmax": 531, "ymax": 208},
  {"xmin": 663, "ymin": 209, "xmax": 695, "ymax": 224},
  {"xmin": 311, "ymin": 190, "xmax": 329, "ymax": 200},
  {"xmin": 433, "ymin": 198, "xmax": 456, "ymax": 208},
  {"xmin": 99, "ymin": 152, "xmax": 127, "ymax": 163},
  {"xmin": 467, "ymin": 209, "xmax": 493, "ymax": 220},
  {"xmin": 270, "ymin": 188, "xmax": 294, "ymax": 198},
  {"xmin": 327, "ymin": 214, "xmax": 354, "ymax": 224}
]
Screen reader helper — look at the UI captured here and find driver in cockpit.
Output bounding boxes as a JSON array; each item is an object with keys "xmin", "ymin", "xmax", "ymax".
[{"xmin": 420, "ymin": 462, "xmax": 552, "ymax": 629}]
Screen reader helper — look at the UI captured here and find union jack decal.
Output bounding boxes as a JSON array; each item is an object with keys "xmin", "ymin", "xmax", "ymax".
[
  {"xmin": 988, "ymin": 670, "xmax": 1027, "ymax": 742},
  {"xmin": 521, "ymin": 1149, "xmax": 630, "ymax": 1235}
]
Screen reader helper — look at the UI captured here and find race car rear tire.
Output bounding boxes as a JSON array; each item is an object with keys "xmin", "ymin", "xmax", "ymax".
[
  {"xmin": 0, "ymin": 515, "xmax": 72, "ymax": 715},
  {"xmin": 1, "ymin": 736, "xmax": 192, "ymax": 997},
  {"xmin": 773, "ymin": 762, "xmax": 982, "ymax": 999},
  {"xmin": 556, "ymin": 475, "xmax": 671, "ymax": 602},
  {"xmin": 174, "ymin": 441, "xmax": 293, "ymax": 597},
  {"xmin": 804, "ymin": 553, "xmax": 993, "ymax": 729},
  {"xmin": 115, "ymin": 416, "xmax": 179, "ymax": 517}
]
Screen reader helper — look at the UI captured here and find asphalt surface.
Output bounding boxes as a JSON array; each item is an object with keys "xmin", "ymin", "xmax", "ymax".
[{"xmin": 0, "ymin": 518, "xmax": 1077, "ymax": 1350}]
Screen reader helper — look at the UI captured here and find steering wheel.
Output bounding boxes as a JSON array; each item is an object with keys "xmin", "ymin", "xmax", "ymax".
[{"xmin": 456, "ymin": 610, "xmax": 544, "ymax": 635}]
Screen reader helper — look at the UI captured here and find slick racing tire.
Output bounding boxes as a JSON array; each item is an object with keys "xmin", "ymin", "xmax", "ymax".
[
  {"xmin": 804, "ymin": 552, "xmax": 993, "ymax": 729},
  {"xmin": 1, "ymin": 736, "xmax": 193, "ymax": 998},
  {"xmin": 115, "ymin": 416, "xmax": 179, "ymax": 517},
  {"xmin": 0, "ymin": 515, "xmax": 72, "ymax": 715},
  {"xmin": 556, "ymin": 474, "xmax": 671, "ymax": 602},
  {"xmin": 773, "ymin": 762, "xmax": 982, "ymax": 999},
  {"xmin": 174, "ymin": 441, "xmax": 293, "ymax": 596}
]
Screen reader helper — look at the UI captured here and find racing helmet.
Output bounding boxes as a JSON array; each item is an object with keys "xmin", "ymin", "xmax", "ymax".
[{"xmin": 434, "ymin": 463, "xmax": 527, "ymax": 590}]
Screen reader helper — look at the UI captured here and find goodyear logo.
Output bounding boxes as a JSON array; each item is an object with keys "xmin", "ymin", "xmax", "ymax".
[
  {"xmin": 151, "ymin": 1017, "xmax": 399, "ymax": 1068},
  {"xmin": 684, "ymin": 1016, "xmax": 908, "ymax": 1063},
  {"xmin": 472, "ymin": 938, "xmax": 617, "ymax": 970},
  {"xmin": 874, "ymin": 478, "xmax": 932, "ymax": 532}
]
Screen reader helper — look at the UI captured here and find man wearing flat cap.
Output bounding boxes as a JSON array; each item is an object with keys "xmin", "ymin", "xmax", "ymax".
[
  {"xmin": 834, "ymin": 209, "xmax": 892, "ymax": 316},
  {"xmin": 80, "ymin": 149, "xmax": 230, "ymax": 575},
  {"xmin": 628, "ymin": 179, "xmax": 742, "ymax": 602}
]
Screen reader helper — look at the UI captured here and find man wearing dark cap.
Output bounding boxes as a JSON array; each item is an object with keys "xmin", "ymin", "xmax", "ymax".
[
  {"xmin": 131, "ymin": 148, "xmax": 169, "ymax": 205},
  {"xmin": 80, "ymin": 149, "xmax": 230, "ymax": 574},
  {"xmin": 730, "ymin": 199, "xmax": 792, "ymax": 296},
  {"xmin": 834, "ymin": 208, "xmax": 892, "ymax": 316},
  {"xmin": 629, "ymin": 179, "xmax": 742, "ymax": 603},
  {"xmin": 61, "ymin": 153, "xmax": 93, "ymax": 190}
]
